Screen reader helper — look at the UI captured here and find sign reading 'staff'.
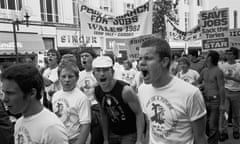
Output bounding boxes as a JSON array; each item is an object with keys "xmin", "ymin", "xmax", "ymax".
[
  {"xmin": 79, "ymin": 1, "xmax": 153, "ymax": 39},
  {"xmin": 200, "ymin": 8, "xmax": 229, "ymax": 50}
]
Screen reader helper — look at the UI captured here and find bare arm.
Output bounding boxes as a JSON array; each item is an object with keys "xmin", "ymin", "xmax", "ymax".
[
  {"xmin": 216, "ymin": 69, "xmax": 225, "ymax": 109},
  {"xmin": 122, "ymin": 85, "xmax": 144, "ymax": 144},
  {"xmin": 192, "ymin": 115, "xmax": 208, "ymax": 144},
  {"xmin": 100, "ymin": 106, "xmax": 110, "ymax": 144},
  {"xmin": 73, "ymin": 124, "xmax": 90, "ymax": 144}
]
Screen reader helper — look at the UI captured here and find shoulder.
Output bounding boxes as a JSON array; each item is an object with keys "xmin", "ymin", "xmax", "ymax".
[{"xmin": 173, "ymin": 77, "xmax": 200, "ymax": 95}]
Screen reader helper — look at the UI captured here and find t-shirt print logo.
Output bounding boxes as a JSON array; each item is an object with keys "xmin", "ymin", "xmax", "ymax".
[
  {"xmin": 15, "ymin": 127, "xmax": 32, "ymax": 144},
  {"xmin": 151, "ymin": 103, "xmax": 165, "ymax": 125},
  {"xmin": 147, "ymin": 95, "xmax": 178, "ymax": 138}
]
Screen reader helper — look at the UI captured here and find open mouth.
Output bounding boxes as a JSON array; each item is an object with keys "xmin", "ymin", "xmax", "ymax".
[
  {"xmin": 100, "ymin": 78, "xmax": 107, "ymax": 82},
  {"xmin": 82, "ymin": 61, "xmax": 87, "ymax": 65},
  {"xmin": 141, "ymin": 70, "xmax": 149, "ymax": 77}
]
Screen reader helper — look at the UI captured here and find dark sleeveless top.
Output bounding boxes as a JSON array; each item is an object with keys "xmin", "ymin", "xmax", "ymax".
[{"xmin": 94, "ymin": 80, "xmax": 137, "ymax": 135}]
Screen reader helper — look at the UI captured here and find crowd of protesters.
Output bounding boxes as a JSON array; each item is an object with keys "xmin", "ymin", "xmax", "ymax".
[{"xmin": 0, "ymin": 38, "xmax": 240, "ymax": 144}]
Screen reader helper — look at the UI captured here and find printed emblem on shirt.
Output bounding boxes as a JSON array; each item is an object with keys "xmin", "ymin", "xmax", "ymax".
[
  {"xmin": 146, "ymin": 95, "xmax": 178, "ymax": 138},
  {"xmin": 79, "ymin": 76, "xmax": 96, "ymax": 97},
  {"xmin": 15, "ymin": 127, "xmax": 33, "ymax": 144},
  {"xmin": 53, "ymin": 98, "xmax": 79, "ymax": 129},
  {"xmin": 102, "ymin": 94, "xmax": 126, "ymax": 123},
  {"xmin": 53, "ymin": 98, "xmax": 69, "ymax": 117}
]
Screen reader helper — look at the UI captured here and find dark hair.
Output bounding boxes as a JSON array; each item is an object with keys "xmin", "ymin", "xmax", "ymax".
[
  {"xmin": 79, "ymin": 48, "xmax": 97, "ymax": 58},
  {"xmin": 226, "ymin": 47, "xmax": 239, "ymax": 59},
  {"xmin": 178, "ymin": 57, "xmax": 191, "ymax": 66},
  {"xmin": 189, "ymin": 50, "xmax": 198, "ymax": 57},
  {"xmin": 207, "ymin": 50, "xmax": 219, "ymax": 66},
  {"xmin": 47, "ymin": 49, "xmax": 61, "ymax": 63},
  {"xmin": 141, "ymin": 38, "xmax": 172, "ymax": 68},
  {"xmin": 1, "ymin": 64, "xmax": 44, "ymax": 100},
  {"xmin": 123, "ymin": 60, "xmax": 132, "ymax": 69}
]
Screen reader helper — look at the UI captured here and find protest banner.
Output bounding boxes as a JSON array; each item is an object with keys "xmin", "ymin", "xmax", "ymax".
[
  {"xmin": 128, "ymin": 33, "xmax": 160, "ymax": 61},
  {"xmin": 200, "ymin": 8, "xmax": 229, "ymax": 50},
  {"xmin": 79, "ymin": 1, "xmax": 153, "ymax": 39},
  {"xmin": 166, "ymin": 18, "xmax": 186, "ymax": 41},
  {"xmin": 229, "ymin": 28, "xmax": 240, "ymax": 49}
]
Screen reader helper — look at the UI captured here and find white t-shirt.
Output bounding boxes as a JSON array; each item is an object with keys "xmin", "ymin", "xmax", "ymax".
[
  {"xmin": 52, "ymin": 87, "xmax": 91, "ymax": 140},
  {"xmin": 14, "ymin": 108, "xmax": 68, "ymax": 144},
  {"xmin": 77, "ymin": 70, "xmax": 98, "ymax": 105},
  {"xmin": 138, "ymin": 77, "xmax": 206, "ymax": 144},
  {"xmin": 220, "ymin": 62, "xmax": 240, "ymax": 91},
  {"xmin": 42, "ymin": 67, "xmax": 60, "ymax": 100},
  {"xmin": 177, "ymin": 69, "xmax": 199, "ymax": 84}
]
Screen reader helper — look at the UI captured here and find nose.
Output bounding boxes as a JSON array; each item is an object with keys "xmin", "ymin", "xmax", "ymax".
[{"xmin": 139, "ymin": 59, "xmax": 146, "ymax": 67}]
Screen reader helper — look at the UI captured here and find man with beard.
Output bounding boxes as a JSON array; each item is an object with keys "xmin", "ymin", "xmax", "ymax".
[
  {"xmin": 77, "ymin": 48, "xmax": 103, "ymax": 144},
  {"xmin": 137, "ymin": 38, "xmax": 207, "ymax": 144},
  {"xmin": 93, "ymin": 56, "xmax": 144, "ymax": 144}
]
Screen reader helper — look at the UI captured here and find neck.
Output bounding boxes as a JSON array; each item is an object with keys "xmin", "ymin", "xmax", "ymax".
[
  {"xmin": 102, "ymin": 79, "xmax": 116, "ymax": 92},
  {"xmin": 85, "ymin": 65, "xmax": 92, "ymax": 72},
  {"xmin": 23, "ymin": 101, "xmax": 43, "ymax": 118},
  {"xmin": 152, "ymin": 72, "xmax": 173, "ymax": 88},
  {"xmin": 49, "ymin": 64, "xmax": 57, "ymax": 69}
]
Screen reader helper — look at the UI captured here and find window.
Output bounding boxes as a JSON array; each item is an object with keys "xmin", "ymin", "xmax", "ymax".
[
  {"xmin": 100, "ymin": 0, "xmax": 112, "ymax": 12},
  {"xmin": 40, "ymin": 0, "xmax": 59, "ymax": 23},
  {"xmin": 0, "ymin": 0, "xmax": 22, "ymax": 10}
]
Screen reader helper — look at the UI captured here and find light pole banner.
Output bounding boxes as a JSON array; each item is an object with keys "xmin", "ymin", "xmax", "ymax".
[
  {"xmin": 79, "ymin": 0, "xmax": 153, "ymax": 39},
  {"xmin": 200, "ymin": 8, "xmax": 229, "ymax": 50},
  {"xmin": 229, "ymin": 28, "xmax": 240, "ymax": 49}
]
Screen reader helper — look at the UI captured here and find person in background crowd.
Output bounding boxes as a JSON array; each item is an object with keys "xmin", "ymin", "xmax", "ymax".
[
  {"xmin": 189, "ymin": 50, "xmax": 205, "ymax": 74},
  {"xmin": 93, "ymin": 56, "xmax": 144, "ymax": 144},
  {"xmin": 1, "ymin": 63, "xmax": 68, "ymax": 144},
  {"xmin": 52, "ymin": 61, "xmax": 91, "ymax": 144},
  {"xmin": 42, "ymin": 49, "xmax": 61, "ymax": 110},
  {"xmin": 121, "ymin": 60, "xmax": 137, "ymax": 85},
  {"xmin": 169, "ymin": 53, "xmax": 180, "ymax": 75},
  {"xmin": 177, "ymin": 57, "xmax": 199, "ymax": 85},
  {"xmin": 77, "ymin": 48, "xmax": 103, "ymax": 144},
  {"xmin": 138, "ymin": 38, "xmax": 207, "ymax": 144},
  {"xmin": 198, "ymin": 50, "xmax": 225, "ymax": 144},
  {"xmin": 220, "ymin": 47, "xmax": 240, "ymax": 140},
  {"xmin": 131, "ymin": 60, "xmax": 144, "ymax": 93}
]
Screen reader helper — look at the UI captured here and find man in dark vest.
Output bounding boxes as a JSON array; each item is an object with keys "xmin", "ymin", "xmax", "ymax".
[{"xmin": 93, "ymin": 56, "xmax": 144, "ymax": 144}]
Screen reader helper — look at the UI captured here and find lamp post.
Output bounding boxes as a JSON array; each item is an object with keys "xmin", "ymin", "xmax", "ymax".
[{"xmin": 12, "ymin": 12, "xmax": 30, "ymax": 63}]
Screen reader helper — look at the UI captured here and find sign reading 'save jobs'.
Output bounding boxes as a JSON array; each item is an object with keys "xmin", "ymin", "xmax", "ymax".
[{"xmin": 200, "ymin": 8, "xmax": 229, "ymax": 49}]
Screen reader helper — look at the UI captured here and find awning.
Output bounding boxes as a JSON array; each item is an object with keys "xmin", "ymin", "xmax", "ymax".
[{"xmin": 0, "ymin": 32, "xmax": 45, "ymax": 55}]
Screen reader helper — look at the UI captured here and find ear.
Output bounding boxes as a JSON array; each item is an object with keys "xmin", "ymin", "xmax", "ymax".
[
  {"xmin": 162, "ymin": 57, "xmax": 170, "ymax": 68},
  {"xmin": 28, "ymin": 88, "xmax": 37, "ymax": 100}
]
